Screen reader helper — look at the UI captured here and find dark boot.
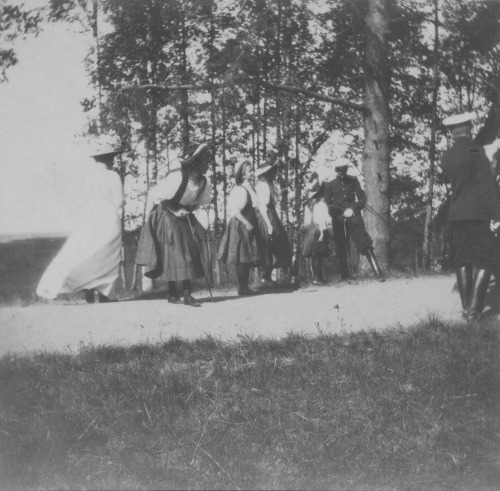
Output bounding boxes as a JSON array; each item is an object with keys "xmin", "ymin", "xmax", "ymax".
[
  {"xmin": 456, "ymin": 266, "xmax": 473, "ymax": 316},
  {"xmin": 237, "ymin": 263, "xmax": 256, "ymax": 295},
  {"xmin": 366, "ymin": 248, "xmax": 385, "ymax": 282},
  {"xmin": 97, "ymin": 292, "xmax": 112, "ymax": 303},
  {"xmin": 167, "ymin": 281, "xmax": 182, "ymax": 304},
  {"xmin": 182, "ymin": 280, "xmax": 201, "ymax": 307},
  {"xmin": 466, "ymin": 269, "xmax": 491, "ymax": 321},
  {"xmin": 84, "ymin": 289, "xmax": 95, "ymax": 303},
  {"xmin": 312, "ymin": 256, "xmax": 326, "ymax": 285}
]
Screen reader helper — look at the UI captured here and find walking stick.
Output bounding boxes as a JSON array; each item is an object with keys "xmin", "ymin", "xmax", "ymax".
[
  {"xmin": 186, "ymin": 214, "xmax": 214, "ymax": 302},
  {"xmin": 343, "ymin": 218, "xmax": 351, "ymax": 278}
]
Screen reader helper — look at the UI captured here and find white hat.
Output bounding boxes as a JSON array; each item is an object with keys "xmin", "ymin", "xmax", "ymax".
[{"xmin": 442, "ymin": 112, "xmax": 475, "ymax": 127}]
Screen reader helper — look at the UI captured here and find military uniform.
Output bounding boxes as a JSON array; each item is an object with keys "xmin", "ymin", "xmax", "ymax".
[
  {"xmin": 440, "ymin": 112, "xmax": 500, "ymax": 320},
  {"xmin": 324, "ymin": 166, "xmax": 383, "ymax": 281}
]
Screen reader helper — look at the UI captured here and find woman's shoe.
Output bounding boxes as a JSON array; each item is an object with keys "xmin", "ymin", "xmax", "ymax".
[
  {"xmin": 184, "ymin": 295, "xmax": 201, "ymax": 307},
  {"xmin": 84, "ymin": 289, "xmax": 95, "ymax": 303},
  {"xmin": 238, "ymin": 288, "xmax": 257, "ymax": 296},
  {"xmin": 167, "ymin": 294, "xmax": 182, "ymax": 304}
]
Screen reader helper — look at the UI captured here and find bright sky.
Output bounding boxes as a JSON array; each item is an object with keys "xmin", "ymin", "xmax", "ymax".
[{"xmin": 0, "ymin": 18, "xmax": 93, "ymax": 237}]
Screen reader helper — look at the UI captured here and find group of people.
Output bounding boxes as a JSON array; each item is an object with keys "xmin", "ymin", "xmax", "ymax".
[
  {"xmin": 133, "ymin": 145, "xmax": 386, "ymax": 306},
  {"xmin": 36, "ymin": 110, "xmax": 500, "ymax": 321}
]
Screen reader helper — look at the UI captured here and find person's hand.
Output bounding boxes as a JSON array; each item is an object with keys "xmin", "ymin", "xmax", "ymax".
[
  {"xmin": 246, "ymin": 223, "xmax": 254, "ymax": 232},
  {"xmin": 491, "ymin": 220, "xmax": 500, "ymax": 233},
  {"xmin": 318, "ymin": 230, "xmax": 324, "ymax": 241},
  {"xmin": 174, "ymin": 208, "xmax": 189, "ymax": 217},
  {"xmin": 343, "ymin": 208, "xmax": 354, "ymax": 218},
  {"xmin": 267, "ymin": 225, "xmax": 273, "ymax": 235}
]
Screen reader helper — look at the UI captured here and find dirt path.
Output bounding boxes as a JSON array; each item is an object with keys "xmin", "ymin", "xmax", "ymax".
[{"xmin": 0, "ymin": 275, "xmax": 493, "ymax": 357}]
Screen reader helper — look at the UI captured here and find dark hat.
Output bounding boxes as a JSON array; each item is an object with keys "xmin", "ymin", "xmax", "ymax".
[
  {"xmin": 234, "ymin": 159, "xmax": 252, "ymax": 184},
  {"xmin": 91, "ymin": 149, "xmax": 124, "ymax": 159},
  {"xmin": 265, "ymin": 149, "xmax": 279, "ymax": 162},
  {"xmin": 180, "ymin": 143, "xmax": 211, "ymax": 170}
]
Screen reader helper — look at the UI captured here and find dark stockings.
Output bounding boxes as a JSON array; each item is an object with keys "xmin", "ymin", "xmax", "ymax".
[{"xmin": 236, "ymin": 263, "xmax": 252, "ymax": 294}]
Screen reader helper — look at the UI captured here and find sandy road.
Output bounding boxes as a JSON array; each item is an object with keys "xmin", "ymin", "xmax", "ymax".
[{"xmin": 0, "ymin": 275, "xmax": 494, "ymax": 357}]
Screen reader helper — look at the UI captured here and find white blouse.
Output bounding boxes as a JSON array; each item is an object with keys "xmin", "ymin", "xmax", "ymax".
[
  {"xmin": 149, "ymin": 171, "xmax": 211, "ymax": 209},
  {"xmin": 255, "ymin": 179, "xmax": 280, "ymax": 207},
  {"xmin": 227, "ymin": 182, "xmax": 258, "ymax": 217},
  {"xmin": 304, "ymin": 199, "xmax": 330, "ymax": 231}
]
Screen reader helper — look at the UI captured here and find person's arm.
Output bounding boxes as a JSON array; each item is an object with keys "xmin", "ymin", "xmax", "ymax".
[
  {"xmin": 229, "ymin": 187, "xmax": 254, "ymax": 230},
  {"xmin": 110, "ymin": 172, "xmax": 124, "ymax": 215},
  {"xmin": 352, "ymin": 177, "xmax": 367, "ymax": 213},
  {"xmin": 256, "ymin": 181, "xmax": 273, "ymax": 234},
  {"xmin": 189, "ymin": 176, "xmax": 211, "ymax": 211},
  {"xmin": 475, "ymin": 148, "xmax": 500, "ymax": 221}
]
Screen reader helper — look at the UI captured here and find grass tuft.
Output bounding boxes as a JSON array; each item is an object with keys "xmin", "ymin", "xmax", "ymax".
[{"xmin": 1, "ymin": 319, "xmax": 499, "ymax": 489}]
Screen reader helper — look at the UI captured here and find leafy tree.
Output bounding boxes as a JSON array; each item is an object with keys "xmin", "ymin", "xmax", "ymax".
[{"xmin": 0, "ymin": 1, "xmax": 41, "ymax": 82}]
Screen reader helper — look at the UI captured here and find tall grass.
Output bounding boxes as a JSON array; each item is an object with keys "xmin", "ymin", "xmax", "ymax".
[{"xmin": 1, "ymin": 318, "xmax": 499, "ymax": 490}]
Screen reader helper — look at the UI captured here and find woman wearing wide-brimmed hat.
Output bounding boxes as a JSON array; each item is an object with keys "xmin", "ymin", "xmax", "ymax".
[
  {"xmin": 218, "ymin": 160, "xmax": 261, "ymax": 295},
  {"xmin": 135, "ymin": 143, "xmax": 212, "ymax": 307},
  {"xmin": 302, "ymin": 172, "xmax": 332, "ymax": 285},
  {"xmin": 254, "ymin": 150, "xmax": 293, "ymax": 286},
  {"xmin": 37, "ymin": 148, "xmax": 124, "ymax": 303}
]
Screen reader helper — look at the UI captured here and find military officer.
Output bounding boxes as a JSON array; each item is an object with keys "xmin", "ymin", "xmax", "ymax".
[
  {"xmin": 441, "ymin": 112, "xmax": 500, "ymax": 321},
  {"xmin": 324, "ymin": 160, "xmax": 385, "ymax": 282}
]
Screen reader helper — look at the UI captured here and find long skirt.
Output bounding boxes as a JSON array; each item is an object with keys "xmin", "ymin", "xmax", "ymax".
[
  {"xmin": 256, "ymin": 206, "xmax": 292, "ymax": 269},
  {"xmin": 135, "ymin": 206, "xmax": 208, "ymax": 281},
  {"xmin": 36, "ymin": 202, "xmax": 121, "ymax": 299},
  {"xmin": 218, "ymin": 214, "xmax": 261, "ymax": 264},
  {"xmin": 302, "ymin": 223, "xmax": 330, "ymax": 257}
]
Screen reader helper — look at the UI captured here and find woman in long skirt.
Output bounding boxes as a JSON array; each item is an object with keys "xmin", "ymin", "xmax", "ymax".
[
  {"xmin": 218, "ymin": 160, "xmax": 261, "ymax": 295},
  {"xmin": 36, "ymin": 149, "xmax": 124, "ymax": 303},
  {"xmin": 135, "ymin": 143, "xmax": 211, "ymax": 306},
  {"xmin": 254, "ymin": 150, "xmax": 292, "ymax": 286}
]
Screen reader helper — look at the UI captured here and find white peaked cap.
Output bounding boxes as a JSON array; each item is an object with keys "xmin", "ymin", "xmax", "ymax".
[{"xmin": 442, "ymin": 112, "xmax": 475, "ymax": 127}]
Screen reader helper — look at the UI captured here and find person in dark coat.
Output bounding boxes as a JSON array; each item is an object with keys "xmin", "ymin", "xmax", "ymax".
[
  {"xmin": 302, "ymin": 172, "xmax": 332, "ymax": 285},
  {"xmin": 324, "ymin": 161, "xmax": 385, "ymax": 282},
  {"xmin": 255, "ymin": 150, "xmax": 293, "ymax": 286},
  {"xmin": 218, "ymin": 160, "xmax": 261, "ymax": 295},
  {"xmin": 135, "ymin": 143, "xmax": 212, "ymax": 307},
  {"xmin": 440, "ymin": 112, "xmax": 500, "ymax": 321}
]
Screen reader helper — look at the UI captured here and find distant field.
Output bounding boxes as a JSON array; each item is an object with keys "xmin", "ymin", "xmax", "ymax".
[
  {"xmin": 0, "ymin": 237, "xmax": 139, "ymax": 305},
  {"xmin": 0, "ymin": 237, "xmax": 68, "ymax": 305}
]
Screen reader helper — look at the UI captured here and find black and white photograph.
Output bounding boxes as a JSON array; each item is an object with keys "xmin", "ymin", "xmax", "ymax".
[{"xmin": 1, "ymin": 0, "xmax": 500, "ymax": 488}]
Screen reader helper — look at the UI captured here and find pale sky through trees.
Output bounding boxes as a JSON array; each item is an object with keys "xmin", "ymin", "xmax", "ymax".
[{"xmin": 0, "ymin": 15, "xmax": 91, "ymax": 237}]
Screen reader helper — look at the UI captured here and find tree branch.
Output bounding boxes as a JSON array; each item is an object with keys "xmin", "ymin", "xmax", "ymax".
[
  {"xmin": 119, "ymin": 82, "xmax": 367, "ymax": 113},
  {"xmin": 262, "ymin": 82, "xmax": 367, "ymax": 113},
  {"xmin": 120, "ymin": 83, "xmax": 216, "ymax": 92}
]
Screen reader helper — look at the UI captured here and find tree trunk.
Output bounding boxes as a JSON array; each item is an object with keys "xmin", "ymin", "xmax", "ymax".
[
  {"xmin": 422, "ymin": 0, "xmax": 440, "ymax": 270},
  {"xmin": 179, "ymin": 12, "xmax": 190, "ymax": 152},
  {"xmin": 363, "ymin": 0, "xmax": 391, "ymax": 269}
]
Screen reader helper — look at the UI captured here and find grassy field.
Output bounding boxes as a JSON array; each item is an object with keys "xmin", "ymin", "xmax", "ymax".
[{"xmin": 1, "ymin": 317, "xmax": 499, "ymax": 490}]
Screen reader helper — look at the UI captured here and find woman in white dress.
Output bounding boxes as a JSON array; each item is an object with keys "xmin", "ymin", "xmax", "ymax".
[
  {"xmin": 302, "ymin": 172, "xmax": 332, "ymax": 285},
  {"xmin": 36, "ymin": 150, "xmax": 124, "ymax": 303}
]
